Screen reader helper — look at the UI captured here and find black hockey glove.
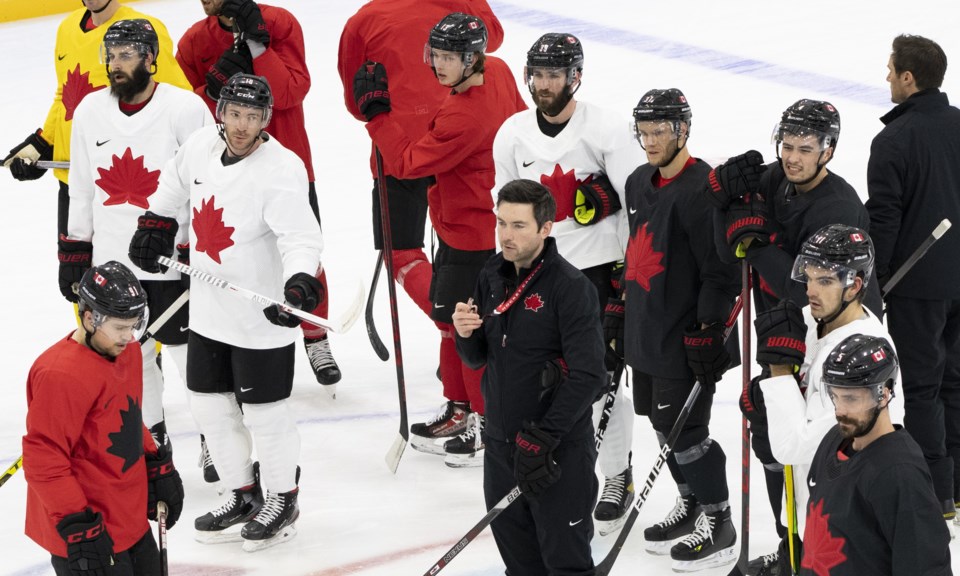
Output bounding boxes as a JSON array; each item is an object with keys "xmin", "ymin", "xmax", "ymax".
[
  {"xmin": 514, "ymin": 422, "xmax": 561, "ymax": 496},
  {"xmin": 609, "ymin": 260, "xmax": 624, "ymax": 295},
  {"xmin": 683, "ymin": 322, "xmax": 731, "ymax": 388},
  {"xmin": 263, "ymin": 272, "xmax": 323, "ymax": 328},
  {"xmin": 220, "ymin": 0, "xmax": 270, "ymax": 46},
  {"xmin": 129, "ymin": 212, "xmax": 179, "ymax": 274},
  {"xmin": 574, "ymin": 174, "xmax": 622, "ymax": 226},
  {"xmin": 603, "ymin": 298, "xmax": 625, "ymax": 371},
  {"xmin": 539, "ymin": 358, "xmax": 568, "ymax": 403},
  {"xmin": 3, "ymin": 129, "xmax": 53, "ymax": 181},
  {"xmin": 724, "ymin": 192, "xmax": 772, "ymax": 258},
  {"xmin": 704, "ymin": 150, "xmax": 766, "ymax": 209},
  {"xmin": 58, "ymin": 235, "xmax": 93, "ymax": 303},
  {"xmin": 353, "ymin": 61, "xmax": 390, "ymax": 121},
  {"xmin": 56, "ymin": 509, "xmax": 115, "ymax": 576},
  {"xmin": 738, "ymin": 375, "xmax": 768, "ymax": 429},
  {"xmin": 205, "ymin": 45, "xmax": 254, "ymax": 101},
  {"xmin": 146, "ymin": 446, "xmax": 184, "ymax": 529},
  {"xmin": 176, "ymin": 242, "xmax": 190, "ymax": 290},
  {"xmin": 755, "ymin": 299, "xmax": 807, "ymax": 369}
]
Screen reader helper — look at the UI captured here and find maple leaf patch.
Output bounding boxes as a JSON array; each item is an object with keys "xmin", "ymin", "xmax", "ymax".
[
  {"xmin": 540, "ymin": 164, "xmax": 581, "ymax": 222},
  {"xmin": 625, "ymin": 222, "xmax": 665, "ymax": 291},
  {"xmin": 801, "ymin": 499, "xmax": 847, "ymax": 576},
  {"xmin": 106, "ymin": 395, "xmax": 144, "ymax": 473},
  {"xmin": 96, "ymin": 148, "xmax": 160, "ymax": 208},
  {"xmin": 193, "ymin": 196, "xmax": 235, "ymax": 264},
  {"xmin": 524, "ymin": 293, "xmax": 545, "ymax": 312},
  {"xmin": 62, "ymin": 64, "xmax": 104, "ymax": 121}
]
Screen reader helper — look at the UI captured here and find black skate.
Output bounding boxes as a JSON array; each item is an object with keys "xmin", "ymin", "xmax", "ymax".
[
  {"xmin": 594, "ymin": 466, "xmax": 634, "ymax": 536},
  {"xmin": 670, "ymin": 507, "xmax": 738, "ymax": 572},
  {"xmin": 644, "ymin": 494, "xmax": 699, "ymax": 555},
  {"xmin": 747, "ymin": 535, "xmax": 790, "ymax": 576},
  {"xmin": 241, "ymin": 488, "xmax": 300, "ymax": 552},
  {"xmin": 198, "ymin": 435, "xmax": 220, "ymax": 484},
  {"xmin": 304, "ymin": 336, "xmax": 341, "ymax": 395},
  {"xmin": 444, "ymin": 413, "xmax": 485, "ymax": 468},
  {"xmin": 410, "ymin": 401, "xmax": 470, "ymax": 455},
  {"xmin": 195, "ymin": 483, "xmax": 263, "ymax": 544}
]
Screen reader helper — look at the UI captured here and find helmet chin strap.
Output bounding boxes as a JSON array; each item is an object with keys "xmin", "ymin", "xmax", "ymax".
[
  {"xmin": 815, "ymin": 287, "xmax": 855, "ymax": 335},
  {"xmin": 88, "ymin": 0, "xmax": 113, "ymax": 14},
  {"xmin": 218, "ymin": 124, "xmax": 263, "ymax": 159},
  {"xmin": 662, "ymin": 130, "xmax": 687, "ymax": 167}
]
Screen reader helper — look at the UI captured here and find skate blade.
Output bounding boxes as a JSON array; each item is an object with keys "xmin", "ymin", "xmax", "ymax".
[
  {"xmin": 670, "ymin": 545, "xmax": 737, "ymax": 572},
  {"xmin": 444, "ymin": 450, "xmax": 484, "ymax": 468},
  {"xmin": 195, "ymin": 526, "xmax": 245, "ymax": 544},
  {"xmin": 242, "ymin": 524, "xmax": 298, "ymax": 553},
  {"xmin": 596, "ymin": 515, "xmax": 627, "ymax": 537},
  {"xmin": 321, "ymin": 383, "xmax": 337, "ymax": 399},
  {"xmin": 409, "ymin": 436, "xmax": 448, "ymax": 456},
  {"xmin": 644, "ymin": 539, "xmax": 677, "ymax": 556}
]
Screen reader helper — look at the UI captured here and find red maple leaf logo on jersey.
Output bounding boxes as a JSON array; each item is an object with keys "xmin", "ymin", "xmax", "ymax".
[
  {"xmin": 192, "ymin": 196, "xmax": 235, "ymax": 264},
  {"xmin": 62, "ymin": 64, "xmax": 104, "ymax": 121},
  {"xmin": 801, "ymin": 499, "xmax": 847, "ymax": 576},
  {"xmin": 96, "ymin": 148, "xmax": 160, "ymax": 208},
  {"xmin": 540, "ymin": 164, "xmax": 581, "ymax": 222},
  {"xmin": 624, "ymin": 222, "xmax": 665, "ymax": 291},
  {"xmin": 524, "ymin": 293, "xmax": 545, "ymax": 312}
]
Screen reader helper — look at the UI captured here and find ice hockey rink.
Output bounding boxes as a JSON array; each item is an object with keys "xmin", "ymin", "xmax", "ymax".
[{"xmin": 2, "ymin": 0, "xmax": 959, "ymax": 574}]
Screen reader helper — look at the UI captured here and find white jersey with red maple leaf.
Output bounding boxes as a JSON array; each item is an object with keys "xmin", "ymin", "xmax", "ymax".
[
  {"xmin": 67, "ymin": 83, "xmax": 213, "ymax": 281},
  {"xmin": 493, "ymin": 101, "xmax": 643, "ymax": 269},
  {"xmin": 148, "ymin": 125, "xmax": 323, "ymax": 350}
]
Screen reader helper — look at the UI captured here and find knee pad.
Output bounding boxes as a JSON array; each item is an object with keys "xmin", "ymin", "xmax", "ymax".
[{"xmin": 667, "ymin": 425, "xmax": 709, "ymax": 457}]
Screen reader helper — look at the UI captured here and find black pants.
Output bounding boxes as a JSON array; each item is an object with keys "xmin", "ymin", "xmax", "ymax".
[
  {"xmin": 484, "ymin": 436, "xmax": 597, "ymax": 576},
  {"xmin": 371, "ymin": 175, "xmax": 430, "ymax": 250},
  {"xmin": 52, "ymin": 529, "xmax": 159, "ymax": 576}
]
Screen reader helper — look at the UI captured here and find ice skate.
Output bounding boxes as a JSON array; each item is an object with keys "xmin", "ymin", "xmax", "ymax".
[
  {"xmin": 195, "ymin": 483, "xmax": 263, "ymax": 544},
  {"xmin": 410, "ymin": 400, "xmax": 470, "ymax": 455},
  {"xmin": 670, "ymin": 507, "xmax": 738, "ymax": 572},
  {"xmin": 304, "ymin": 335, "xmax": 341, "ymax": 396},
  {"xmin": 444, "ymin": 413, "xmax": 485, "ymax": 468},
  {"xmin": 241, "ymin": 488, "xmax": 300, "ymax": 552},
  {"xmin": 644, "ymin": 494, "xmax": 699, "ymax": 555},
  {"xmin": 594, "ymin": 466, "xmax": 634, "ymax": 536},
  {"xmin": 746, "ymin": 535, "xmax": 788, "ymax": 576}
]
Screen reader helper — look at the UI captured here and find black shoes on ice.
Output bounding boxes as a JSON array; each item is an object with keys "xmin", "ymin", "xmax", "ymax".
[
  {"xmin": 670, "ymin": 507, "xmax": 738, "ymax": 572},
  {"xmin": 195, "ymin": 483, "xmax": 264, "ymax": 544},
  {"xmin": 410, "ymin": 400, "xmax": 471, "ymax": 455},
  {"xmin": 304, "ymin": 335, "xmax": 342, "ymax": 395},
  {"xmin": 443, "ymin": 413, "xmax": 485, "ymax": 468},
  {"xmin": 644, "ymin": 494, "xmax": 700, "ymax": 554},
  {"xmin": 594, "ymin": 466, "xmax": 634, "ymax": 536},
  {"xmin": 240, "ymin": 488, "xmax": 300, "ymax": 552}
]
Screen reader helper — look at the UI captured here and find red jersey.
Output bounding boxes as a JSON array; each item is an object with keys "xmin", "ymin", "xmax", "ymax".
[
  {"xmin": 23, "ymin": 335, "xmax": 155, "ymax": 557},
  {"xmin": 176, "ymin": 5, "xmax": 314, "ymax": 181},
  {"xmin": 367, "ymin": 57, "xmax": 526, "ymax": 250},
  {"xmin": 337, "ymin": 0, "xmax": 504, "ymax": 179}
]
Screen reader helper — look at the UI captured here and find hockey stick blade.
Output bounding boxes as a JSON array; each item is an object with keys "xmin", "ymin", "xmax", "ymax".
[
  {"xmin": 881, "ymin": 218, "xmax": 952, "ymax": 297},
  {"xmin": 365, "ymin": 252, "xmax": 390, "ymax": 361},
  {"xmin": 422, "ymin": 486, "xmax": 523, "ymax": 575},
  {"xmin": 384, "ymin": 432, "xmax": 406, "ymax": 474},
  {"xmin": 157, "ymin": 257, "xmax": 363, "ymax": 334},
  {"xmin": 157, "ymin": 501, "xmax": 169, "ymax": 576},
  {"xmin": 139, "ymin": 289, "xmax": 189, "ymax": 344},
  {"xmin": 0, "ymin": 455, "xmax": 23, "ymax": 488}
]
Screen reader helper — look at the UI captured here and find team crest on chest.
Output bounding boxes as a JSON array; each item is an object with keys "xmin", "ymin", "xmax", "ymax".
[{"xmin": 524, "ymin": 293, "xmax": 545, "ymax": 312}]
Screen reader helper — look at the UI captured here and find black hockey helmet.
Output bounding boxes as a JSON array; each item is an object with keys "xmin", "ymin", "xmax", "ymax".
[
  {"xmin": 775, "ymin": 99, "xmax": 841, "ymax": 149},
  {"xmin": 101, "ymin": 19, "xmax": 159, "ymax": 62},
  {"xmin": 791, "ymin": 224, "xmax": 874, "ymax": 289},
  {"xmin": 216, "ymin": 73, "xmax": 273, "ymax": 127},
  {"xmin": 425, "ymin": 12, "xmax": 487, "ymax": 69},
  {"xmin": 526, "ymin": 33, "xmax": 583, "ymax": 73},
  {"xmin": 821, "ymin": 334, "xmax": 898, "ymax": 402},
  {"xmin": 633, "ymin": 88, "xmax": 692, "ymax": 124},
  {"xmin": 77, "ymin": 261, "xmax": 148, "ymax": 330}
]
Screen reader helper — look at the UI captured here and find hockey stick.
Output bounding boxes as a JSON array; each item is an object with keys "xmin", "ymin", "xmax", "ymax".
[
  {"xmin": 422, "ymin": 485, "xmax": 522, "ymax": 576},
  {"xmin": 156, "ymin": 257, "xmax": 362, "ymax": 334},
  {"xmin": 784, "ymin": 464, "xmax": 800, "ymax": 574},
  {"xmin": 34, "ymin": 160, "xmax": 70, "ymax": 170},
  {"xmin": 375, "ymin": 148, "xmax": 409, "ymax": 474},
  {"xmin": 727, "ymin": 261, "xmax": 752, "ymax": 576},
  {"xmin": 157, "ymin": 501, "xmax": 169, "ymax": 576},
  {"xmin": 139, "ymin": 289, "xmax": 189, "ymax": 344},
  {"xmin": 365, "ymin": 252, "xmax": 390, "ymax": 361},
  {"xmin": 0, "ymin": 456, "xmax": 23, "ymax": 488},
  {"xmin": 596, "ymin": 296, "xmax": 743, "ymax": 576},
  {"xmin": 881, "ymin": 218, "xmax": 952, "ymax": 297},
  {"xmin": 594, "ymin": 360, "xmax": 626, "ymax": 451}
]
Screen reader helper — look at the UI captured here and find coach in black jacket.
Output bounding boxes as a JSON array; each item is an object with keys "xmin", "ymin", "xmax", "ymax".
[{"xmin": 454, "ymin": 179, "xmax": 606, "ymax": 576}]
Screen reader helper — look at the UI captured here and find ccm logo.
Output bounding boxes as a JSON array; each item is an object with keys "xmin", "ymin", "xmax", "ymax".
[
  {"xmin": 765, "ymin": 336, "xmax": 806, "ymax": 354},
  {"xmin": 66, "ymin": 524, "xmax": 102, "ymax": 543},
  {"xmin": 139, "ymin": 217, "xmax": 174, "ymax": 230},
  {"xmin": 684, "ymin": 336, "xmax": 714, "ymax": 346},
  {"xmin": 515, "ymin": 435, "xmax": 540, "ymax": 454}
]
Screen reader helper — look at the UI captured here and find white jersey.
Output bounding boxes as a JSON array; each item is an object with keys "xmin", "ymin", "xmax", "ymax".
[
  {"xmin": 759, "ymin": 305, "xmax": 903, "ymax": 535},
  {"xmin": 148, "ymin": 125, "xmax": 322, "ymax": 349},
  {"xmin": 67, "ymin": 83, "xmax": 213, "ymax": 279},
  {"xmin": 493, "ymin": 101, "xmax": 642, "ymax": 269}
]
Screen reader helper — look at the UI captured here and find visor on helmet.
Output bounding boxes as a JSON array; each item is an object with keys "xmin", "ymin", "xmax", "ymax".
[{"xmin": 791, "ymin": 255, "xmax": 859, "ymax": 287}]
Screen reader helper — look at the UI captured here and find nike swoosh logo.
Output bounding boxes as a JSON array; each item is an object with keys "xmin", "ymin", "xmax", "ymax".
[
  {"xmin": 629, "ymin": 207, "xmax": 637, "ymax": 214},
  {"xmin": 179, "ymin": 326, "xmax": 190, "ymax": 332},
  {"xmin": 240, "ymin": 386, "xmax": 253, "ymax": 392},
  {"xmin": 522, "ymin": 160, "xmax": 535, "ymax": 168},
  {"xmin": 809, "ymin": 478, "xmax": 817, "ymax": 487},
  {"xmin": 657, "ymin": 403, "xmax": 671, "ymax": 410},
  {"xmin": 434, "ymin": 303, "xmax": 445, "ymax": 308},
  {"xmin": 58, "ymin": 54, "xmax": 67, "ymax": 61},
  {"xmin": 569, "ymin": 518, "xmax": 583, "ymax": 526},
  {"xmin": 194, "ymin": 178, "xmax": 203, "ymax": 185},
  {"xmin": 96, "ymin": 139, "xmax": 110, "ymax": 147}
]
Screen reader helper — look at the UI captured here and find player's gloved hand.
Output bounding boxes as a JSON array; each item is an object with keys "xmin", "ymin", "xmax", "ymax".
[
  {"xmin": 609, "ymin": 260, "xmax": 624, "ymax": 295},
  {"xmin": 755, "ymin": 299, "xmax": 807, "ymax": 369},
  {"xmin": 704, "ymin": 150, "xmax": 766, "ymax": 209},
  {"xmin": 129, "ymin": 212, "xmax": 179, "ymax": 274},
  {"xmin": 56, "ymin": 509, "xmax": 115, "ymax": 576},
  {"xmin": 724, "ymin": 192, "xmax": 772, "ymax": 258},
  {"xmin": 353, "ymin": 61, "xmax": 390, "ymax": 121},
  {"xmin": 683, "ymin": 322, "xmax": 731, "ymax": 388},
  {"xmin": 738, "ymin": 375, "xmax": 768, "ymax": 428},
  {"xmin": 603, "ymin": 298, "xmax": 625, "ymax": 370},
  {"xmin": 3, "ymin": 129, "xmax": 53, "ymax": 181},
  {"xmin": 58, "ymin": 235, "xmax": 93, "ymax": 303},
  {"xmin": 175, "ymin": 243, "xmax": 190, "ymax": 290},
  {"xmin": 514, "ymin": 422, "xmax": 561, "ymax": 496},
  {"xmin": 220, "ymin": 0, "xmax": 270, "ymax": 47},
  {"xmin": 574, "ymin": 174, "xmax": 622, "ymax": 225},
  {"xmin": 146, "ymin": 446, "xmax": 184, "ymax": 529},
  {"xmin": 539, "ymin": 358, "xmax": 568, "ymax": 402},
  {"xmin": 263, "ymin": 272, "xmax": 323, "ymax": 327},
  {"xmin": 205, "ymin": 45, "xmax": 254, "ymax": 101}
]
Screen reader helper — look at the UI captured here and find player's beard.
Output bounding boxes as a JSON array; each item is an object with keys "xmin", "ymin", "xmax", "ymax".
[
  {"xmin": 534, "ymin": 86, "xmax": 572, "ymax": 118},
  {"xmin": 110, "ymin": 63, "xmax": 152, "ymax": 103},
  {"xmin": 837, "ymin": 407, "xmax": 881, "ymax": 439}
]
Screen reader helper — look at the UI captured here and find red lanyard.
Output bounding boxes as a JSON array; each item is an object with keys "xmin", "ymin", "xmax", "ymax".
[{"xmin": 494, "ymin": 261, "xmax": 544, "ymax": 316}]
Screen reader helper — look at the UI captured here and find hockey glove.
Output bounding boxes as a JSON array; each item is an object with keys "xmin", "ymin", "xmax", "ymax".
[
  {"xmin": 609, "ymin": 260, "xmax": 624, "ymax": 295},
  {"xmin": 738, "ymin": 375, "xmax": 768, "ymax": 429},
  {"xmin": 263, "ymin": 272, "xmax": 323, "ymax": 328},
  {"xmin": 683, "ymin": 322, "xmax": 731, "ymax": 389},
  {"xmin": 724, "ymin": 192, "xmax": 772, "ymax": 258},
  {"xmin": 205, "ymin": 46, "xmax": 254, "ymax": 101},
  {"xmin": 704, "ymin": 150, "xmax": 766, "ymax": 209},
  {"xmin": 574, "ymin": 174, "xmax": 622, "ymax": 226},
  {"xmin": 220, "ymin": 0, "xmax": 270, "ymax": 47},
  {"xmin": 539, "ymin": 358, "xmax": 569, "ymax": 402},
  {"xmin": 353, "ymin": 61, "xmax": 391, "ymax": 121},
  {"xmin": 176, "ymin": 242, "xmax": 190, "ymax": 289},
  {"xmin": 514, "ymin": 422, "xmax": 561, "ymax": 496},
  {"xmin": 146, "ymin": 446, "xmax": 184, "ymax": 529},
  {"xmin": 58, "ymin": 235, "xmax": 93, "ymax": 303},
  {"xmin": 129, "ymin": 212, "xmax": 179, "ymax": 274},
  {"xmin": 56, "ymin": 509, "xmax": 115, "ymax": 576},
  {"xmin": 3, "ymin": 129, "xmax": 53, "ymax": 181},
  {"xmin": 755, "ymin": 299, "xmax": 807, "ymax": 369},
  {"xmin": 603, "ymin": 298, "xmax": 625, "ymax": 370}
]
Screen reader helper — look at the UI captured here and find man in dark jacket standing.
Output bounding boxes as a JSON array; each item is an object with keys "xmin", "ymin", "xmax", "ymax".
[
  {"xmin": 453, "ymin": 179, "xmax": 606, "ymax": 575},
  {"xmin": 866, "ymin": 33, "xmax": 960, "ymax": 531}
]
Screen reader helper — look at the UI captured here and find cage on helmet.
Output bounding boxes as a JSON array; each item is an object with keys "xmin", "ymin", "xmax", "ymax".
[
  {"xmin": 100, "ymin": 19, "xmax": 159, "ymax": 64},
  {"xmin": 821, "ymin": 334, "xmax": 898, "ymax": 404},
  {"xmin": 773, "ymin": 99, "xmax": 841, "ymax": 150},
  {"xmin": 216, "ymin": 73, "xmax": 273, "ymax": 127},
  {"xmin": 423, "ymin": 13, "xmax": 487, "ymax": 68},
  {"xmin": 524, "ymin": 33, "xmax": 583, "ymax": 87},
  {"xmin": 791, "ymin": 224, "xmax": 874, "ymax": 289},
  {"xmin": 77, "ymin": 261, "xmax": 149, "ymax": 335}
]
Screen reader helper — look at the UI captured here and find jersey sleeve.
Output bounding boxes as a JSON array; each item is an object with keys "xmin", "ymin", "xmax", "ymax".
[
  {"xmin": 262, "ymin": 158, "xmax": 323, "ymax": 279},
  {"xmin": 66, "ymin": 104, "xmax": 95, "ymax": 242},
  {"xmin": 865, "ymin": 135, "xmax": 907, "ymax": 280},
  {"xmin": 251, "ymin": 10, "xmax": 309, "ymax": 111},
  {"xmin": 173, "ymin": 92, "xmax": 215, "ymax": 145},
  {"xmin": 336, "ymin": 15, "xmax": 367, "ymax": 122},
  {"xmin": 760, "ymin": 375, "xmax": 835, "ymax": 466},
  {"xmin": 40, "ymin": 19, "xmax": 71, "ymax": 148},
  {"xmin": 150, "ymin": 143, "xmax": 193, "ymax": 219},
  {"xmin": 682, "ymin": 183, "xmax": 740, "ymax": 324},
  {"xmin": 492, "ymin": 118, "xmax": 520, "ymax": 207}
]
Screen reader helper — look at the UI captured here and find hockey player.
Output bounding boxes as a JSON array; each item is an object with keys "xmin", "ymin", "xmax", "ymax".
[
  {"xmin": 492, "ymin": 32, "xmax": 643, "ymax": 534},
  {"xmin": 2, "ymin": 0, "xmax": 189, "ymax": 239},
  {"xmin": 23, "ymin": 261, "xmax": 184, "ymax": 576},
  {"xmin": 624, "ymin": 88, "xmax": 741, "ymax": 572},
  {"xmin": 63, "ymin": 18, "xmax": 212, "ymax": 458},
  {"xmin": 748, "ymin": 225, "xmax": 904, "ymax": 575},
  {"xmin": 452, "ymin": 179, "xmax": 606, "ymax": 576},
  {"xmin": 128, "ymin": 74, "xmax": 322, "ymax": 551},
  {"xmin": 866, "ymin": 34, "xmax": 960, "ymax": 528},
  {"xmin": 802, "ymin": 334, "xmax": 951, "ymax": 575},
  {"xmin": 353, "ymin": 12, "xmax": 525, "ymax": 466},
  {"xmin": 177, "ymin": 0, "xmax": 342, "ymax": 389}
]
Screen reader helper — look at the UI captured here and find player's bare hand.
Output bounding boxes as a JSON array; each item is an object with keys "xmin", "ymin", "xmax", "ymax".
[{"xmin": 452, "ymin": 298, "xmax": 482, "ymax": 338}]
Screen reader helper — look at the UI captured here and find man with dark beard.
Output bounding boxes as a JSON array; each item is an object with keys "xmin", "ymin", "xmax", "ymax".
[{"xmin": 64, "ymin": 19, "xmax": 212, "ymax": 454}]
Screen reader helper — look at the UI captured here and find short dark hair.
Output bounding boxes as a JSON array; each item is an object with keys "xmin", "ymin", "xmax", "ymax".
[
  {"xmin": 496, "ymin": 179, "xmax": 556, "ymax": 229},
  {"xmin": 892, "ymin": 34, "xmax": 947, "ymax": 91}
]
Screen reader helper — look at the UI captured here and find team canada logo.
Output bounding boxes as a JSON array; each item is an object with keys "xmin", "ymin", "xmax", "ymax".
[
  {"xmin": 850, "ymin": 232, "xmax": 864, "ymax": 242},
  {"xmin": 872, "ymin": 349, "xmax": 886, "ymax": 362},
  {"xmin": 524, "ymin": 293, "xmax": 545, "ymax": 312},
  {"xmin": 93, "ymin": 272, "xmax": 107, "ymax": 287}
]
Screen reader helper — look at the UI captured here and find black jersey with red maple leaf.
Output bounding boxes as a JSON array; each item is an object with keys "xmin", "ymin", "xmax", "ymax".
[
  {"xmin": 622, "ymin": 159, "xmax": 740, "ymax": 379},
  {"xmin": 801, "ymin": 426, "xmax": 950, "ymax": 576}
]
